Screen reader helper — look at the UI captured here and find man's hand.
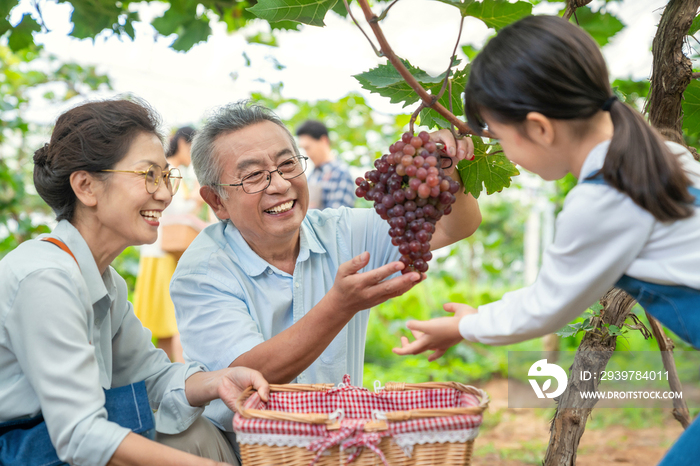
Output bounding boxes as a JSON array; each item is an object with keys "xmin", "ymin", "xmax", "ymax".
[
  {"xmin": 392, "ymin": 302, "xmax": 477, "ymax": 361},
  {"xmin": 327, "ymin": 251, "xmax": 423, "ymax": 316},
  {"xmin": 218, "ymin": 367, "xmax": 269, "ymax": 413},
  {"xmin": 429, "ymin": 129, "xmax": 474, "ymax": 179}
]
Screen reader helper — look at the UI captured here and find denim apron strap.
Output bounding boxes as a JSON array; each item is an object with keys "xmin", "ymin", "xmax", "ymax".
[
  {"xmin": 0, "ymin": 382, "xmax": 154, "ymax": 466},
  {"xmin": 581, "ymin": 173, "xmax": 700, "ymax": 206}
]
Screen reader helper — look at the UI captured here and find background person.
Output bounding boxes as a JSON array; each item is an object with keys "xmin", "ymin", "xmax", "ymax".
[
  {"xmin": 296, "ymin": 120, "xmax": 356, "ymax": 209},
  {"xmin": 134, "ymin": 126, "xmax": 207, "ymax": 363},
  {"xmin": 0, "ymin": 99, "xmax": 268, "ymax": 466},
  {"xmin": 170, "ymin": 101, "xmax": 481, "ymax": 439}
]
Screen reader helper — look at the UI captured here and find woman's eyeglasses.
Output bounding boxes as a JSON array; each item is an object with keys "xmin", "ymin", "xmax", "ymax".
[{"xmin": 101, "ymin": 165, "xmax": 182, "ymax": 195}]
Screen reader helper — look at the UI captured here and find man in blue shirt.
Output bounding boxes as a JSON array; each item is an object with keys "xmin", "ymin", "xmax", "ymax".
[
  {"xmin": 296, "ymin": 120, "xmax": 356, "ymax": 209},
  {"xmin": 171, "ymin": 101, "xmax": 481, "ymax": 434}
]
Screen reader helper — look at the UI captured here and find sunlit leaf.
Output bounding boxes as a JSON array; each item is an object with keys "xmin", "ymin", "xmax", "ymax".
[
  {"xmin": 682, "ymin": 79, "xmax": 700, "ymax": 137},
  {"xmin": 418, "ymin": 65, "xmax": 469, "ymax": 130},
  {"xmin": 7, "ymin": 15, "xmax": 41, "ymax": 52},
  {"xmin": 354, "ymin": 58, "xmax": 458, "ymax": 108},
  {"xmin": 457, "ymin": 139, "xmax": 519, "ymax": 198},
  {"xmin": 436, "ymin": 0, "xmax": 531, "ymax": 30},
  {"xmin": 568, "ymin": 6, "xmax": 624, "ymax": 47},
  {"xmin": 248, "ymin": 0, "xmax": 338, "ymax": 27},
  {"xmin": 688, "ymin": 14, "xmax": 700, "ymax": 36}
]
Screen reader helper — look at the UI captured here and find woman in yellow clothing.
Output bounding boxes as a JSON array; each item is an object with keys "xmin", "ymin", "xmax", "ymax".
[{"xmin": 134, "ymin": 127, "xmax": 207, "ymax": 362}]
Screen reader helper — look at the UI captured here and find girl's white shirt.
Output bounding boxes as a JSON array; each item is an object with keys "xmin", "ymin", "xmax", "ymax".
[{"xmin": 459, "ymin": 140, "xmax": 700, "ymax": 345}]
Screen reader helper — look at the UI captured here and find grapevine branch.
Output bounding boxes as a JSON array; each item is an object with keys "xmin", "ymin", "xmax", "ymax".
[
  {"xmin": 352, "ymin": 0, "xmax": 474, "ymax": 135},
  {"xmin": 644, "ymin": 312, "xmax": 691, "ymax": 428},
  {"xmin": 563, "ymin": 0, "xmax": 592, "ymax": 21},
  {"xmin": 435, "ymin": 16, "xmax": 465, "ymax": 103},
  {"xmin": 342, "ymin": 0, "xmax": 381, "ymax": 57}
]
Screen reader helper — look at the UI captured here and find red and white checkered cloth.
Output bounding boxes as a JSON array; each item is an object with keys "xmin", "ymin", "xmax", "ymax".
[{"xmin": 234, "ymin": 375, "xmax": 484, "ymax": 465}]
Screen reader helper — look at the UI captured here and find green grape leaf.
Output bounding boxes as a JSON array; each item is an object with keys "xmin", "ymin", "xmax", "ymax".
[
  {"xmin": 418, "ymin": 65, "xmax": 470, "ymax": 130},
  {"xmin": 682, "ymin": 79, "xmax": 700, "ymax": 138},
  {"xmin": 331, "ymin": 0, "xmax": 349, "ymax": 17},
  {"xmin": 556, "ymin": 325, "xmax": 581, "ymax": 338},
  {"xmin": 270, "ymin": 21, "xmax": 302, "ymax": 31},
  {"xmin": 456, "ymin": 139, "xmax": 519, "ymax": 198},
  {"xmin": 354, "ymin": 58, "xmax": 458, "ymax": 108},
  {"xmin": 436, "ymin": 0, "xmax": 531, "ymax": 30},
  {"xmin": 245, "ymin": 31, "xmax": 278, "ymax": 46},
  {"xmin": 0, "ymin": 18, "xmax": 11, "ymax": 37},
  {"xmin": 247, "ymin": 0, "xmax": 338, "ymax": 27},
  {"xmin": 69, "ymin": 0, "xmax": 122, "ymax": 40},
  {"xmin": 171, "ymin": 17, "xmax": 212, "ymax": 51},
  {"xmin": 688, "ymin": 14, "xmax": 700, "ymax": 36},
  {"xmin": 7, "ymin": 15, "xmax": 41, "ymax": 52},
  {"xmin": 568, "ymin": 6, "xmax": 623, "ymax": 47},
  {"xmin": 461, "ymin": 44, "xmax": 479, "ymax": 61}
]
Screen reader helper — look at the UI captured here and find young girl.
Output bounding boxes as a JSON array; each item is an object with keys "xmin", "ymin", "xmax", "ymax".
[{"xmin": 393, "ymin": 15, "xmax": 700, "ymax": 465}]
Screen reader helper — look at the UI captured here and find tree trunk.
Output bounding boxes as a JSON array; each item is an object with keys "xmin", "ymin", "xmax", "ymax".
[
  {"xmin": 646, "ymin": 0, "xmax": 700, "ymax": 147},
  {"xmin": 543, "ymin": 289, "xmax": 637, "ymax": 466}
]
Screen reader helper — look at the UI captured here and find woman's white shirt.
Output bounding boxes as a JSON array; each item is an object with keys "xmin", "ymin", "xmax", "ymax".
[
  {"xmin": 0, "ymin": 220, "xmax": 206, "ymax": 466},
  {"xmin": 458, "ymin": 141, "xmax": 700, "ymax": 345}
]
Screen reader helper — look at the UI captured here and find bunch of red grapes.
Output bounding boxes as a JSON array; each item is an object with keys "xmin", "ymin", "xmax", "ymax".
[{"xmin": 355, "ymin": 131, "xmax": 460, "ymax": 274}]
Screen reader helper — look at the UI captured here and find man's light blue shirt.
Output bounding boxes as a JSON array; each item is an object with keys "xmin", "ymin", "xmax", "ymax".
[{"xmin": 171, "ymin": 207, "xmax": 400, "ymax": 431}]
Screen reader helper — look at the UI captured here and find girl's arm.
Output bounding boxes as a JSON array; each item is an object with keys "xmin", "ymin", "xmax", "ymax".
[
  {"xmin": 429, "ymin": 130, "xmax": 482, "ymax": 250},
  {"xmin": 395, "ymin": 181, "xmax": 656, "ymax": 354}
]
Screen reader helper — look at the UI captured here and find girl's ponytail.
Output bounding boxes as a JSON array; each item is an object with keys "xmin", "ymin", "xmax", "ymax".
[
  {"xmin": 603, "ymin": 99, "xmax": 694, "ymax": 221},
  {"xmin": 464, "ymin": 15, "xmax": 696, "ymax": 222}
]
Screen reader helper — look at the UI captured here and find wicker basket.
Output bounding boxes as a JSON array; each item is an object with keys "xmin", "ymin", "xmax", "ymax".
[{"xmin": 233, "ymin": 377, "xmax": 488, "ymax": 466}]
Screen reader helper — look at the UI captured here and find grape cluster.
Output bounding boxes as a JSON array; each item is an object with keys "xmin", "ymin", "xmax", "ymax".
[{"xmin": 355, "ymin": 131, "xmax": 460, "ymax": 274}]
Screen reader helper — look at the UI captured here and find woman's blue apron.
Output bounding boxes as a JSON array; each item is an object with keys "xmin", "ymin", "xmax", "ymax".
[
  {"xmin": 0, "ymin": 381, "xmax": 154, "ymax": 466},
  {"xmin": 583, "ymin": 176, "xmax": 700, "ymax": 465}
]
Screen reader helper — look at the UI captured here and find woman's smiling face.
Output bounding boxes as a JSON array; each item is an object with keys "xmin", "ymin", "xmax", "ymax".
[{"xmin": 93, "ymin": 132, "xmax": 173, "ymax": 248}]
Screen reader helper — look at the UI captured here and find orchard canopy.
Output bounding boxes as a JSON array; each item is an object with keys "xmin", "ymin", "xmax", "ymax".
[{"xmin": 2, "ymin": 0, "xmax": 700, "ymax": 200}]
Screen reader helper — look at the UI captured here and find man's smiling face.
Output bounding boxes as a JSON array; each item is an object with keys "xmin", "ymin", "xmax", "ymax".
[{"xmin": 212, "ymin": 120, "xmax": 309, "ymax": 247}]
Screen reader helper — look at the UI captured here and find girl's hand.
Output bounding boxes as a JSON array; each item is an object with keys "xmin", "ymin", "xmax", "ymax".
[
  {"xmin": 428, "ymin": 129, "xmax": 474, "ymax": 178},
  {"xmin": 392, "ymin": 302, "xmax": 477, "ymax": 361},
  {"xmin": 217, "ymin": 367, "xmax": 270, "ymax": 413}
]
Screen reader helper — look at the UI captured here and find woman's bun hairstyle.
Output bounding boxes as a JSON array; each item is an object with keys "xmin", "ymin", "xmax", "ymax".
[{"xmin": 34, "ymin": 98, "xmax": 163, "ymax": 221}]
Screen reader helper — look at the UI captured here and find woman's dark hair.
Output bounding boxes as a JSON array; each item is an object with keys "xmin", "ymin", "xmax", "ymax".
[
  {"xmin": 33, "ymin": 98, "xmax": 163, "ymax": 221},
  {"xmin": 166, "ymin": 126, "xmax": 196, "ymax": 158},
  {"xmin": 464, "ymin": 15, "xmax": 694, "ymax": 222}
]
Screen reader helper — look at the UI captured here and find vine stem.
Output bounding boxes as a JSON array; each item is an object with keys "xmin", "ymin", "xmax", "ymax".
[{"xmin": 355, "ymin": 0, "xmax": 473, "ymax": 135}]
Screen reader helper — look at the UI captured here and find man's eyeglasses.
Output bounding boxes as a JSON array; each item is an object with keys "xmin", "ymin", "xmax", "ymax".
[
  {"xmin": 214, "ymin": 155, "xmax": 308, "ymax": 194},
  {"xmin": 101, "ymin": 165, "xmax": 182, "ymax": 195}
]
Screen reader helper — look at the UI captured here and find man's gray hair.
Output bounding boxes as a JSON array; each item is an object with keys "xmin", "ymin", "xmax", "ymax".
[{"xmin": 191, "ymin": 100, "xmax": 299, "ymax": 199}]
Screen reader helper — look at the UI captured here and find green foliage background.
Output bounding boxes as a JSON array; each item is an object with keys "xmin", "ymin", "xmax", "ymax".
[{"xmin": 2, "ymin": 3, "xmax": 700, "ymax": 446}]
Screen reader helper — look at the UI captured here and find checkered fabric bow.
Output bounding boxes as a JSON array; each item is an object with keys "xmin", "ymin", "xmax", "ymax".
[{"xmin": 308, "ymin": 419, "xmax": 388, "ymax": 466}]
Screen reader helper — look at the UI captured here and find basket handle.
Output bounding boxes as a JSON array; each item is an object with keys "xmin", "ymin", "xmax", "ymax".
[
  {"xmin": 234, "ymin": 383, "xmax": 336, "ymax": 423},
  {"xmin": 383, "ymin": 381, "xmax": 490, "ymax": 409},
  {"xmin": 234, "ymin": 381, "xmax": 489, "ymax": 427}
]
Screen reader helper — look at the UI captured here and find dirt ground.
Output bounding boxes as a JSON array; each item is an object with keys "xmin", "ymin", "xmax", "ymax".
[{"xmin": 471, "ymin": 379, "xmax": 685, "ymax": 466}]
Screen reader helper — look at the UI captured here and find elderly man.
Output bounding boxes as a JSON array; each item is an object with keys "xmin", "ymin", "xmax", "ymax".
[{"xmin": 171, "ymin": 101, "xmax": 481, "ymax": 435}]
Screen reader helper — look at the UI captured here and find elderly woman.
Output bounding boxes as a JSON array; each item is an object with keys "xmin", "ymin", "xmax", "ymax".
[{"xmin": 0, "ymin": 99, "xmax": 268, "ymax": 466}]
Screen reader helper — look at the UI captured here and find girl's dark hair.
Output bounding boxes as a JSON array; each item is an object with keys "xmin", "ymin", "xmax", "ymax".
[
  {"xmin": 166, "ymin": 126, "xmax": 196, "ymax": 158},
  {"xmin": 33, "ymin": 99, "xmax": 163, "ymax": 221},
  {"xmin": 464, "ymin": 15, "xmax": 694, "ymax": 222}
]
